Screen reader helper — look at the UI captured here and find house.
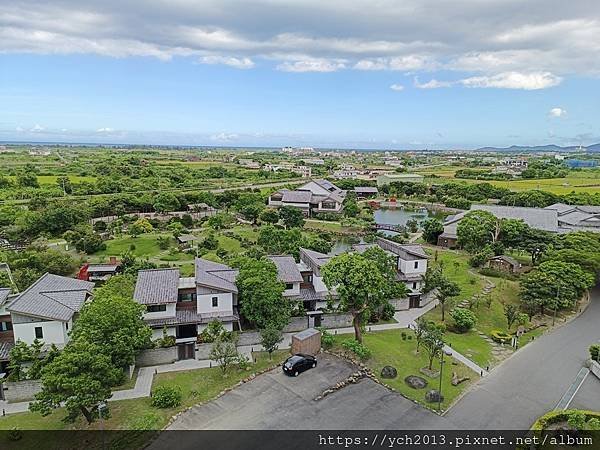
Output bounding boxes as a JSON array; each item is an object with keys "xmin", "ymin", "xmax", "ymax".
[
  {"xmin": 438, "ymin": 204, "xmax": 562, "ymax": 248},
  {"xmin": 544, "ymin": 203, "xmax": 600, "ymax": 233},
  {"xmin": 268, "ymin": 255, "xmax": 303, "ymax": 298},
  {"xmin": 0, "ymin": 288, "xmax": 16, "ymax": 372},
  {"xmin": 353, "ymin": 186, "xmax": 378, "ymax": 199},
  {"xmin": 6, "ymin": 274, "xmax": 95, "ymax": 348},
  {"xmin": 133, "ymin": 260, "xmax": 240, "ymax": 347},
  {"xmin": 298, "ymin": 248, "xmax": 333, "ymax": 310},
  {"xmin": 485, "ymin": 255, "xmax": 522, "ymax": 274},
  {"xmin": 268, "ymin": 179, "xmax": 346, "ymax": 216},
  {"xmin": 78, "ymin": 257, "xmax": 121, "ymax": 282},
  {"xmin": 377, "ymin": 173, "xmax": 424, "ymax": 187}
]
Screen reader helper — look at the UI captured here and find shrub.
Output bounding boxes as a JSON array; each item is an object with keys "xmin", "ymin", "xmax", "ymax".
[
  {"xmin": 450, "ymin": 308, "xmax": 477, "ymax": 333},
  {"xmin": 381, "ymin": 302, "xmax": 395, "ymax": 321},
  {"xmin": 342, "ymin": 339, "xmax": 372, "ymax": 360},
  {"xmin": 567, "ymin": 411, "xmax": 588, "ymax": 430},
  {"xmin": 401, "ymin": 331, "xmax": 407, "ymax": 340},
  {"xmin": 151, "ymin": 385, "xmax": 182, "ymax": 408},
  {"xmin": 236, "ymin": 354, "xmax": 251, "ymax": 371},
  {"xmin": 589, "ymin": 344, "xmax": 600, "ymax": 361},
  {"xmin": 490, "ymin": 330, "xmax": 512, "ymax": 344},
  {"xmin": 320, "ymin": 329, "xmax": 335, "ymax": 349},
  {"xmin": 155, "ymin": 327, "xmax": 176, "ymax": 348}
]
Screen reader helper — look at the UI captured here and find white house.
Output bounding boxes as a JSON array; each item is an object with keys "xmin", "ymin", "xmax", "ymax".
[{"xmin": 6, "ymin": 273, "xmax": 95, "ymax": 348}]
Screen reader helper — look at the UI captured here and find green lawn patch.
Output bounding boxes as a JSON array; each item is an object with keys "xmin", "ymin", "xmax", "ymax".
[
  {"xmin": 332, "ymin": 329, "xmax": 475, "ymax": 412},
  {"xmin": 92, "ymin": 233, "xmax": 170, "ymax": 259}
]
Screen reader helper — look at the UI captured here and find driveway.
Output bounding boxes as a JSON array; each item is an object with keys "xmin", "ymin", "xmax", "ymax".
[{"xmin": 165, "ymin": 354, "xmax": 452, "ymax": 430}]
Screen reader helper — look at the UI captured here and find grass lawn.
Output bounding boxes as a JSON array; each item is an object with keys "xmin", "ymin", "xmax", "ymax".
[
  {"xmin": 92, "ymin": 233, "xmax": 170, "ymax": 260},
  {"xmin": 332, "ymin": 329, "xmax": 475, "ymax": 411},
  {"xmin": 0, "ymin": 351, "xmax": 288, "ymax": 447}
]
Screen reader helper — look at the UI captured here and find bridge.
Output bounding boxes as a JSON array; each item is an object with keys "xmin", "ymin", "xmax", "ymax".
[{"xmin": 372, "ymin": 223, "xmax": 405, "ymax": 232}]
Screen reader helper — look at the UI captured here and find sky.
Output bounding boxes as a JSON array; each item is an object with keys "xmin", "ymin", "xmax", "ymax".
[{"xmin": 1, "ymin": 0, "xmax": 599, "ymax": 150}]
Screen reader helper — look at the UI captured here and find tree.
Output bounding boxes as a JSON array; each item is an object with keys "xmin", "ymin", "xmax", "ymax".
[
  {"xmin": 504, "ymin": 303, "xmax": 519, "ymax": 330},
  {"xmin": 167, "ymin": 221, "xmax": 185, "ymax": 238},
  {"xmin": 239, "ymin": 203, "xmax": 264, "ymax": 224},
  {"xmin": 153, "ymin": 192, "xmax": 180, "ymax": 214},
  {"xmin": 30, "ymin": 340, "xmax": 121, "ymax": 424},
  {"xmin": 260, "ymin": 327, "xmax": 284, "ymax": 360},
  {"xmin": 342, "ymin": 193, "xmax": 360, "ymax": 218},
  {"xmin": 421, "ymin": 325, "xmax": 445, "ymax": 370},
  {"xmin": 437, "ymin": 277, "xmax": 461, "ymax": 321},
  {"xmin": 362, "ymin": 246, "xmax": 409, "ymax": 300},
  {"xmin": 16, "ymin": 172, "xmax": 39, "ymax": 188},
  {"xmin": 235, "ymin": 257, "xmax": 290, "ymax": 330},
  {"xmin": 456, "ymin": 210, "xmax": 498, "ymax": 252},
  {"xmin": 278, "ymin": 206, "xmax": 305, "ymax": 229},
  {"xmin": 129, "ymin": 218, "xmax": 153, "ymax": 237},
  {"xmin": 449, "ymin": 307, "xmax": 476, "ymax": 333},
  {"xmin": 70, "ymin": 277, "xmax": 152, "ymax": 371},
  {"xmin": 259, "ymin": 208, "xmax": 280, "ymax": 225},
  {"xmin": 322, "ymin": 253, "xmax": 385, "ymax": 343},
  {"xmin": 209, "ymin": 336, "xmax": 239, "ymax": 375},
  {"xmin": 56, "ymin": 176, "xmax": 73, "ymax": 195}
]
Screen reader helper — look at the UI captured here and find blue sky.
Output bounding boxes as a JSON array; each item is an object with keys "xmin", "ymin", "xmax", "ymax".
[{"xmin": 1, "ymin": 1, "xmax": 599, "ymax": 149}]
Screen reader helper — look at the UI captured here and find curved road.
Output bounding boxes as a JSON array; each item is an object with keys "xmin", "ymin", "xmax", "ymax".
[{"xmin": 445, "ymin": 285, "xmax": 600, "ymax": 429}]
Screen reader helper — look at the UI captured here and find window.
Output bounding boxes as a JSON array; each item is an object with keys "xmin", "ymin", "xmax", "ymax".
[
  {"xmin": 147, "ymin": 304, "xmax": 167, "ymax": 313},
  {"xmin": 65, "ymin": 322, "xmax": 68, "ymax": 330},
  {"xmin": 0, "ymin": 321, "xmax": 12, "ymax": 332},
  {"xmin": 212, "ymin": 296, "xmax": 219, "ymax": 307},
  {"xmin": 414, "ymin": 261, "xmax": 419, "ymax": 269},
  {"xmin": 35, "ymin": 326, "xmax": 43, "ymax": 339},
  {"xmin": 321, "ymin": 201, "xmax": 337, "ymax": 210},
  {"xmin": 285, "ymin": 283, "xmax": 294, "ymax": 290},
  {"xmin": 178, "ymin": 292, "xmax": 196, "ymax": 303}
]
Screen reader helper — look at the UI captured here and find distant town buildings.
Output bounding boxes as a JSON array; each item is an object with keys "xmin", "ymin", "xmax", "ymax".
[{"xmin": 237, "ymin": 158, "xmax": 261, "ymax": 169}]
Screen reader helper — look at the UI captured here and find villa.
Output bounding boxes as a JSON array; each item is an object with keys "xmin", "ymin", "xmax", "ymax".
[{"xmin": 268, "ymin": 179, "xmax": 346, "ymax": 216}]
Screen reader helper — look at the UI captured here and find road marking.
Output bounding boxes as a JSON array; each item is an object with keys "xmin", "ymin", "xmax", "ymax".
[{"xmin": 554, "ymin": 367, "xmax": 590, "ymax": 410}]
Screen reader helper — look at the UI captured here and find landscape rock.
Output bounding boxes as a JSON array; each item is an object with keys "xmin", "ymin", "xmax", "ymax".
[
  {"xmin": 404, "ymin": 375, "xmax": 428, "ymax": 389},
  {"xmin": 380, "ymin": 365, "xmax": 398, "ymax": 379},
  {"xmin": 425, "ymin": 390, "xmax": 444, "ymax": 403}
]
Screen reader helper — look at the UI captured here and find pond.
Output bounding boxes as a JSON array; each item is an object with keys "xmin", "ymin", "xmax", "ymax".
[{"xmin": 373, "ymin": 207, "xmax": 445, "ymax": 227}]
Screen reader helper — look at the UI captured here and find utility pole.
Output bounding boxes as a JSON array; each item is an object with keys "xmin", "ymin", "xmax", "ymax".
[{"xmin": 438, "ymin": 345, "xmax": 446, "ymax": 412}]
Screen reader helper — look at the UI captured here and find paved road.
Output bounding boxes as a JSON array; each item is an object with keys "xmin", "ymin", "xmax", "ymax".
[{"xmin": 445, "ymin": 286, "xmax": 600, "ymax": 429}]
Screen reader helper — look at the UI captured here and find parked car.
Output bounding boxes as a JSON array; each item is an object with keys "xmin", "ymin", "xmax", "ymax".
[{"xmin": 282, "ymin": 354, "xmax": 317, "ymax": 376}]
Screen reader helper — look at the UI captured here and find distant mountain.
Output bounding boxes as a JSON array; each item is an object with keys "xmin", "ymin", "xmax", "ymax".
[{"xmin": 475, "ymin": 144, "xmax": 599, "ymax": 153}]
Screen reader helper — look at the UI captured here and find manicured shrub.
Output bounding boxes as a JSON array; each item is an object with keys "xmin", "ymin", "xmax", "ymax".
[
  {"xmin": 151, "ymin": 385, "xmax": 182, "ymax": 408},
  {"xmin": 342, "ymin": 339, "xmax": 372, "ymax": 360},
  {"xmin": 450, "ymin": 308, "xmax": 477, "ymax": 333},
  {"xmin": 320, "ymin": 330, "xmax": 335, "ymax": 349},
  {"xmin": 490, "ymin": 330, "xmax": 512, "ymax": 344},
  {"xmin": 589, "ymin": 344, "xmax": 600, "ymax": 361}
]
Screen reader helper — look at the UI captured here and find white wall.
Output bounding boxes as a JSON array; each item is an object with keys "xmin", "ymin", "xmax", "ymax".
[
  {"xmin": 143, "ymin": 302, "xmax": 176, "ymax": 321},
  {"xmin": 398, "ymin": 258, "xmax": 427, "ymax": 275},
  {"xmin": 13, "ymin": 320, "xmax": 68, "ymax": 347},
  {"xmin": 197, "ymin": 321, "xmax": 233, "ymax": 333},
  {"xmin": 197, "ymin": 292, "xmax": 234, "ymax": 315}
]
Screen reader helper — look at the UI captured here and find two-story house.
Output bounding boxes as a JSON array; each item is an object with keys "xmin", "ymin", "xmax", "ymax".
[
  {"xmin": 133, "ymin": 260, "xmax": 240, "ymax": 346},
  {"xmin": 6, "ymin": 273, "xmax": 95, "ymax": 348},
  {"xmin": 268, "ymin": 179, "xmax": 346, "ymax": 217},
  {"xmin": 0, "ymin": 288, "xmax": 16, "ymax": 372}
]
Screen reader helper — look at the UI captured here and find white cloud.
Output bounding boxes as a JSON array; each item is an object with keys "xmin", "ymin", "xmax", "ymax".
[
  {"xmin": 210, "ymin": 132, "xmax": 239, "ymax": 141},
  {"xmin": 15, "ymin": 126, "xmax": 24, "ymax": 132},
  {"xmin": 549, "ymin": 107, "xmax": 567, "ymax": 117},
  {"xmin": 414, "ymin": 77, "xmax": 453, "ymax": 89},
  {"xmin": 199, "ymin": 55, "xmax": 255, "ymax": 69},
  {"xmin": 30, "ymin": 124, "xmax": 45, "ymax": 132},
  {"xmin": 459, "ymin": 71, "xmax": 562, "ymax": 90},
  {"xmin": 355, "ymin": 55, "xmax": 434, "ymax": 71},
  {"xmin": 96, "ymin": 127, "xmax": 114, "ymax": 133},
  {"xmin": 389, "ymin": 83, "xmax": 405, "ymax": 91},
  {"xmin": 277, "ymin": 58, "xmax": 346, "ymax": 73}
]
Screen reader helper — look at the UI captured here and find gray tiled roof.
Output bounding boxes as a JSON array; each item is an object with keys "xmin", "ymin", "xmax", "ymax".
[
  {"xmin": 268, "ymin": 255, "xmax": 303, "ymax": 283},
  {"xmin": 7, "ymin": 273, "xmax": 94, "ymax": 321},
  {"xmin": 471, "ymin": 204, "xmax": 559, "ymax": 232},
  {"xmin": 134, "ymin": 268, "xmax": 180, "ymax": 305},
  {"xmin": 87, "ymin": 264, "xmax": 119, "ymax": 273},
  {"xmin": 0, "ymin": 288, "xmax": 10, "ymax": 305},
  {"xmin": 177, "ymin": 234, "xmax": 197, "ymax": 243},
  {"xmin": 195, "ymin": 258, "xmax": 238, "ymax": 293},
  {"xmin": 354, "ymin": 186, "xmax": 378, "ymax": 193},
  {"xmin": 0, "ymin": 341, "xmax": 14, "ymax": 361},
  {"xmin": 490, "ymin": 255, "xmax": 520, "ymax": 267},
  {"xmin": 376, "ymin": 237, "xmax": 429, "ymax": 259},
  {"xmin": 282, "ymin": 190, "xmax": 313, "ymax": 204}
]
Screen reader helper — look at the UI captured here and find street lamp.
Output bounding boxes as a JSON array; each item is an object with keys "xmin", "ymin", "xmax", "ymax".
[{"xmin": 438, "ymin": 346, "xmax": 450, "ymax": 412}]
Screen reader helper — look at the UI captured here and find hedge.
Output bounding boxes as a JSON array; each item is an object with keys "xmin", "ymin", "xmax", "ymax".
[{"xmin": 531, "ymin": 410, "xmax": 600, "ymax": 431}]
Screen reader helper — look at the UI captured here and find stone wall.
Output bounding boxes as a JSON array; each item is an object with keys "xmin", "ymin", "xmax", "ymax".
[
  {"xmin": 136, "ymin": 347, "xmax": 178, "ymax": 367},
  {"xmin": 283, "ymin": 316, "xmax": 309, "ymax": 333},
  {"xmin": 321, "ymin": 313, "xmax": 353, "ymax": 329},
  {"xmin": 390, "ymin": 297, "xmax": 409, "ymax": 311},
  {"xmin": 196, "ymin": 343, "xmax": 213, "ymax": 360},
  {"xmin": 237, "ymin": 331, "xmax": 262, "ymax": 347},
  {"xmin": 420, "ymin": 289, "xmax": 438, "ymax": 307},
  {"xmin": 3, "ymin": 379, "xmax": 43, "ymax": 403}
]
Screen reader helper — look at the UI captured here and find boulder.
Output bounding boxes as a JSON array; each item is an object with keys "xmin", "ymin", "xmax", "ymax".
[
  {"xmin": 380, "ymin": 365, "xmax": 398, "ymax": 379},
  {"xmin": 425, "ymin": 390, "xmax": 444, "ymax": 403},
  {"xmin": 404, "ymin": 375, "xmax": 428, "ymax": 389}
]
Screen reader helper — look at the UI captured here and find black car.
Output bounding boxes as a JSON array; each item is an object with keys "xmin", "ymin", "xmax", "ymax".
[{"xmin": 282, "ymin": 354, "xmax": 317, "ymax": 376}]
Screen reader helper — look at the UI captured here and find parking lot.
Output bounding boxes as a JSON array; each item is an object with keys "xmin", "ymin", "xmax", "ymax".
[{"xmin": 165, "ymin": 353, "xmax": 450, "ymax": 430}]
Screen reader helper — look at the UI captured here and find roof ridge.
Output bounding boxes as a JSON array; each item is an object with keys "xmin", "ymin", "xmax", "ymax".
[{"xmin": 39, "ymin": 291, "xmax": 82, "ymax": 312}]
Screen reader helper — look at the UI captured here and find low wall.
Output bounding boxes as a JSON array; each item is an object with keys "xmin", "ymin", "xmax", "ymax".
[
  {"xmin": 591, "ymin": 360, "xmax": 600, "ymax": 380},
  {"xmin": 4, "ymin": 379, "xmax": 43, "ymax": 403},
  {"xmin": 196, "ymin": 343, "xmax": 213, "ymax": 360},
  {"xmin": 237, "ymin": 331, "xmax": 262, "ymax": 346},
  {"xmin": 283, "ymin": 316, "xmax": 309, "ymax": 333},
  {"xmin": 136, "ymin": 347, "xmax": 178, "ymax": 367},
  {"xmin": 390, "ymin": 297, "xmax": 409, "ymax": 311},
  {"xmin": 420, "ymin": 289, "xmax": 438, "ymax": 307},
  {"xmin": 321, "ymin": 313, "xmax": 353, "ymax": 329}
]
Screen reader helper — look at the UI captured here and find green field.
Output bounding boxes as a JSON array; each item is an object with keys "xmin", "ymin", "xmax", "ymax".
[
  {"xmin": 7, "ymin": 175, "xmax": 97, "ymax": 184},
  {"xmin": 92, "ymin": 233, "xmax": 170, "ymax": 260}
]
